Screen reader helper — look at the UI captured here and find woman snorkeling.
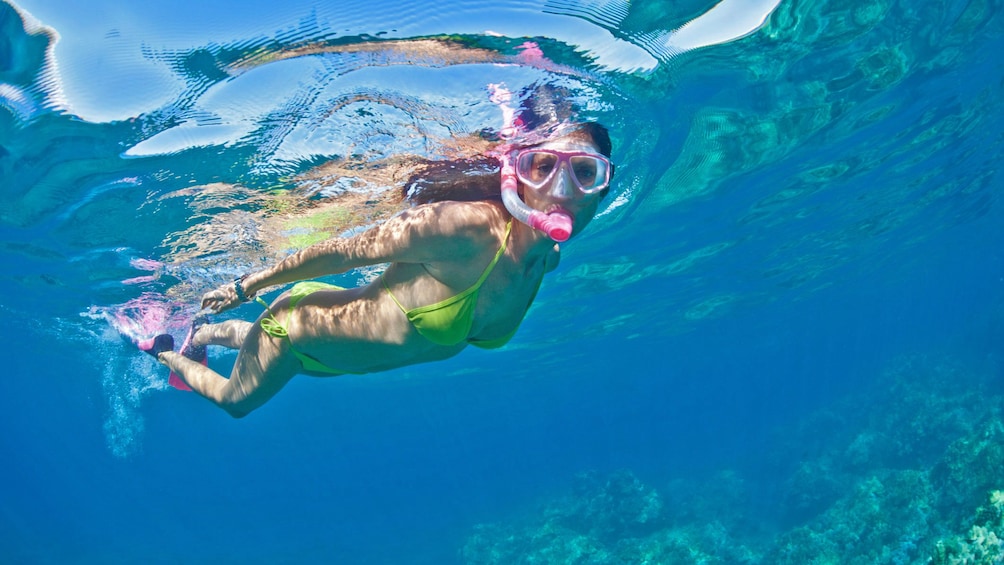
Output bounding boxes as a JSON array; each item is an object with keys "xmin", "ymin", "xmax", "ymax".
[{"xmin": 141, "ymin": 87, "xmax": 614, "ymax": 417}]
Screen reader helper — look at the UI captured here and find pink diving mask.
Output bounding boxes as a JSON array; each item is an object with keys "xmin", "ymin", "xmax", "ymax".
[{"xmin": 513, "ymin": 148, "xmax": 611, "ymax": 194}]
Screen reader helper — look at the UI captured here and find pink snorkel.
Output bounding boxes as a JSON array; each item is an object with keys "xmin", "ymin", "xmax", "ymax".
[{"xmin": 490, "ymin": 84, "xmax": 574, "ymax": 243}]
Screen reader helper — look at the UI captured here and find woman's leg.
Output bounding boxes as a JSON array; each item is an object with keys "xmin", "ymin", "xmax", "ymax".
[
  {"xmin": 159, "ymin": 314, "xmax": 300, "ymax": 418},
  {"xmin": 192, "ymin": 319, "xmax": 253, "ymax": 350}
]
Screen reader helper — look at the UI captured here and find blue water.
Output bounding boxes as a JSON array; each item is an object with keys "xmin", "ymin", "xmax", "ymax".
[{"xmin": 2, "ymin": 0, "xmax": 1003, "ymax": 562}]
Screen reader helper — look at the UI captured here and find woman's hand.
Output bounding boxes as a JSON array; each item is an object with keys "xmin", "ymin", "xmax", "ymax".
[{"xmin": 201, "ymin": 280, "xmax": 246, "ymax": 314}]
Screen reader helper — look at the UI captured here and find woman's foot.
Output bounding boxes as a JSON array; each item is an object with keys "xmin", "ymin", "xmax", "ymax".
[
  {"xmin": 169, "ymin": 314, "xmax": 209, "ymax": 391},
  {"xmin": 179, "ymin": 314, "xmax": 208, "ymax": 363},
  {"xmin": 138, "ymin": 334, "xmax": 174, "ymax": 358}
]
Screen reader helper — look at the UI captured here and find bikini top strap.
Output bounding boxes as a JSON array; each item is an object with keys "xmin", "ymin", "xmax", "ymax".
[
  {"xmin": 383, "ymin": 219, "xmax": 513, "ymax": 314},
  {"xmin": 472, "ymin": 219, "xmax": 513, "ymax": 288}
]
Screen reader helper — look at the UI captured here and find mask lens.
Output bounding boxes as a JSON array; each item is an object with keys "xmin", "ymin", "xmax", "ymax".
[
  {"xmin": 516, "ymin": 151, "xmax": 558, "ymax": 187},
  {"xmin": 570, "ymin": 155, "xmax": 607, "ymax": 192}
]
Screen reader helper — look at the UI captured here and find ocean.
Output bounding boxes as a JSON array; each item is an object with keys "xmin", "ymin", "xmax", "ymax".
[{"xmin": 2, "ymin": 0, "xmax": 1002, "ymax": 562}]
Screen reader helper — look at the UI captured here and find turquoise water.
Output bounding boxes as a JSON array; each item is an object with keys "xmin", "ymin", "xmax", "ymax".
[{"xmin": 2, "ymin": 0, "xmax": 1002, "ymax": 562}]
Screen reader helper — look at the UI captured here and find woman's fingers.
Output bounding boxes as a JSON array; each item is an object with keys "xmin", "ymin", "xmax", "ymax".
[{"xmin": 201, "ymin": 284, "xmax": 235, "ymax": 312}]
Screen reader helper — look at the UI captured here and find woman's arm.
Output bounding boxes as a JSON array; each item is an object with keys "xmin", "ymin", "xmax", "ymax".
[{"xmin": 201, "ymin": 201, "xmax": 492, "ymax": 312}]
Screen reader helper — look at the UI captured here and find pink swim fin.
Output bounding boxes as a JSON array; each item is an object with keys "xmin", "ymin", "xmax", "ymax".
[
  {"xmin": 168, "ymin": 315, "xmax": 208, "ymax": 391},
  {"xmin": 168, "ymin": 372, "xmax": 195, "ymax": 391}
]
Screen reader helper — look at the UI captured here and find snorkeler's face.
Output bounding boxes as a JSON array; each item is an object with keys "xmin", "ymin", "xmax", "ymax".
[{"xmin": 520, "ymin": 138, "xmax": 608, "ymax": 234}]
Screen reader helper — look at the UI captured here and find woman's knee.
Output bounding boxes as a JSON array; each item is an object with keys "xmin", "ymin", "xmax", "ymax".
[
  {"xmin": 210, "ymin": 309, "xmax": 298, "ymax": 417},
  {"xmin": 222, "ymin": 402, "xmax": 252, "ymax": 419},
  {"xmin": 215, "ymin": 382, "xmax": 259, "ymax": 418},
  {"xmin": 219, "ymin": 379, "xmax": 284, "ymax": 418}
]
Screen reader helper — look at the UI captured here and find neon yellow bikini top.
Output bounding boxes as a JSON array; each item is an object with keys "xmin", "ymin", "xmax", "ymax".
[{"xmin": 384, "ymin": 220, "xmax": 525, "ymax": 349}]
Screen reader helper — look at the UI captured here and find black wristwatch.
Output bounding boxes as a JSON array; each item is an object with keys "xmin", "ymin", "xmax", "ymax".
[{"xmin": 234, "ymin": 275, "xmax": 252, "ymax": 303}]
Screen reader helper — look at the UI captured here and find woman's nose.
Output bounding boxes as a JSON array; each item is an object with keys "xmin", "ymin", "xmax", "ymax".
[{"xmin": 546, "ymin": 167, "xmax": 575, "ymax": 199}]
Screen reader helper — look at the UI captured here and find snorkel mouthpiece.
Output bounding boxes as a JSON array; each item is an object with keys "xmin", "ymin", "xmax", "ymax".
[
  {"xmin": 534, "ymin": 210, "xmax": 573, "ymax": 243},
  {"xmin": 499, "ymin": 154, "xmax": 573, "ymax": 242}
]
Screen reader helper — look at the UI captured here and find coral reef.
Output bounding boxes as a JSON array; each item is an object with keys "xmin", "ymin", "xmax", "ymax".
[
  {"xmin": 461, "ymin": 356, "xmax": 1004, "ymax": 564},
  {"xmin": 460, "ymin": 469, "xmax": 758, "ymax": 564},
  {"xmin": 930, "ymin": 490, "xmax": 1004, "ymax": 565},
  {"xmin": 460, "ymin": 470, "xmax": 666, "ymax": 565},
  {"xmin": 767, "ymin": 470, "xmax": 934, "ymax": 564}
]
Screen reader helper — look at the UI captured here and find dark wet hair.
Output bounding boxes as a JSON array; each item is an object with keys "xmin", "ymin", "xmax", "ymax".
[
  {"xmin": 405, "ymin": 83, "xmax": 612, "ymax": 205},
  {"xmin": 403, "ymin": 122, "xmax": 612, "ymax": 205},
  {"xmin": 404, "ymin": 156, "xmax": 502, "ymax": 204}
]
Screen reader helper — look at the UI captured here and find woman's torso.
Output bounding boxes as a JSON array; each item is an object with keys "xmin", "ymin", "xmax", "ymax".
[{"xmin": 284, "ymin": 202, "xmax": 555, "ymax": 373}]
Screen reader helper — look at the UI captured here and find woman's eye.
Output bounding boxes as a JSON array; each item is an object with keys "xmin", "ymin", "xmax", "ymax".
[
  {"xmin": 574, "ymin": 164, "xmax": 596, "ymax": 182},
  {"xmin": 532, "ymin": 157, "xmax": 554, "ymax": 178}
]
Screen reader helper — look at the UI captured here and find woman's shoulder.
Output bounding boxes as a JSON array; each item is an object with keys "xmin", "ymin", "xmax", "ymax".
[
  {"xmin": 379, "ymin": 200, "xmax": 507, "ymax": 265},
  {"xmin": 405, "ymin": 200, "xmax": 509, "ymax": 235}
]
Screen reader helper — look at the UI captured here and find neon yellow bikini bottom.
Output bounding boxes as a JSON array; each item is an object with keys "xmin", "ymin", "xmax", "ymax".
[{"xmin": 257, "ymin": 281, "xmax": 351, "ymax": 375}]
